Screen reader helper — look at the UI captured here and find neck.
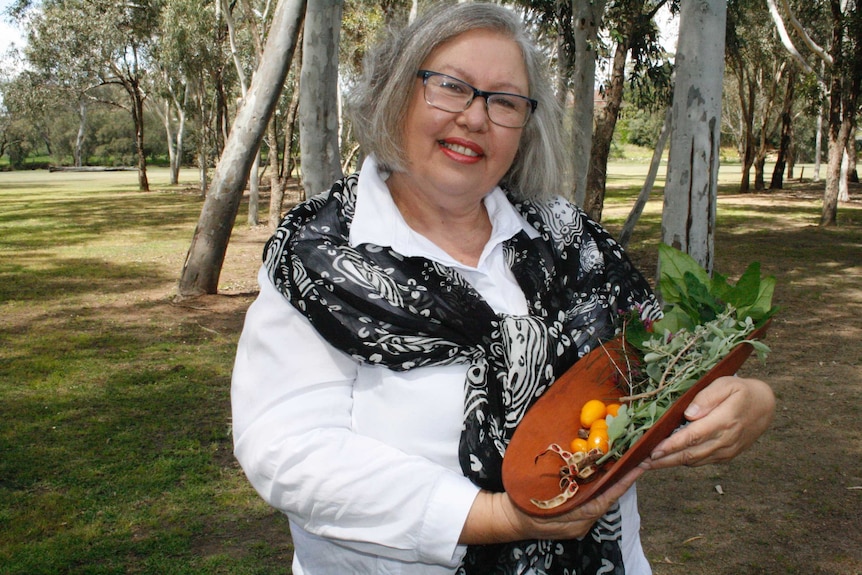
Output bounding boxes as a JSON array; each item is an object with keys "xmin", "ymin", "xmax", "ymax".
[{"xmin": 387, "ymin": 175, "xmax": 493, "ymax": 267}]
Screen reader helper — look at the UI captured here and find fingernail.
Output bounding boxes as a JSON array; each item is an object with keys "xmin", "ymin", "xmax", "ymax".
[
  {"xmin": 684, "ymin": 404, "xmax": 700, "ymax": 418},
  {"xmin": 651, "ymin": 450, "xmax": 665, "ymax": 460}
]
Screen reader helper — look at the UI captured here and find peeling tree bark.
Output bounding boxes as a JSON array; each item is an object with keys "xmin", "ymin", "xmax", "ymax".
[{"xmin": 662, "ymin": 0, "xmax": 726, "ymax": 274}]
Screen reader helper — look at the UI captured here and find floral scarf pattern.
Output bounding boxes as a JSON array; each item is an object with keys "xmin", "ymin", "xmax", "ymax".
[{"xmin": 264, "ymin": 174, "xmax": 660, "ymax": 574}]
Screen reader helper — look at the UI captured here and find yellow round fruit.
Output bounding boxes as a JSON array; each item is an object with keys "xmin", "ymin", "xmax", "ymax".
[
  {"xmin": 580, "ymin": 399, "xmax": 607, "ymax": 428},
  {"xmin": 587, "ymin": 428, "xmax": 609, "ymax": 454},
  {"xmin": 569, "ymin": 438, "xmax": 589, "ymax": 454},
  {"xmin": 590, "ymin": 418, "xmax": 608, "ymax": 430}
]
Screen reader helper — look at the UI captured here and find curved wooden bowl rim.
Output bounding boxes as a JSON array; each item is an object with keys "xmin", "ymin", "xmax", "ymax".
[{"xmin": 501, "ymin": 321, "xmax": 770, "ymax": 517}]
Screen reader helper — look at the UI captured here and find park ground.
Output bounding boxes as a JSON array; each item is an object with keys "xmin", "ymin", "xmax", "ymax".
[{"xmin": 0, "ymin": 165, "xmax": 860, "ymax": 574}]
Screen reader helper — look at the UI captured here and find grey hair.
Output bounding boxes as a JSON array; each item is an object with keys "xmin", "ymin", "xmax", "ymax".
[{"xmin": 346, "ymin": 2, "xmax": 570, "ymax": 201}]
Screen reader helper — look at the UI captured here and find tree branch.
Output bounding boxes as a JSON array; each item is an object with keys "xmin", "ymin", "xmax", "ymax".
[
  {"xmin": 780, "ymin": 0, "xmax": 834, "ymax": 66},
  {"xmin": 765, "ymin": 0, "xmax": 817, "ymax": 76}
]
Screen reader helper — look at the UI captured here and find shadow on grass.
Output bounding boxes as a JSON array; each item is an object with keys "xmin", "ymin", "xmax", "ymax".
[
  {"xmin": 0, "ymin": 292, "xmax": 289, "ymax": 574},
  {"xmin": 0, "ymin": 177, "xmax": 285, "ymax": 573},
  {"xmin": 0, "ymin": 257, "xmax": 174, "ymax": 304}
]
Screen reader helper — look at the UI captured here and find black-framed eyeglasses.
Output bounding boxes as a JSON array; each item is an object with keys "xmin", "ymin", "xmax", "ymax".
[{"xmin": 416, "ymin": 70, "xmax": 537, "ymax": 128}]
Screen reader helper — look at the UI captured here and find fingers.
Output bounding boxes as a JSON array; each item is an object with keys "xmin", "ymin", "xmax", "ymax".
[
  {"xmin": 523, "ymin": 466, "xmax": 645, "ymax": 541},
  {"xmin": 574, "ymin": 466, "xmax": 644, "ymax": 521},
  {"xmin": 646, "ymin": 423, "xmax": 738, "ymax": 469},
  {"xmin": 643, "ymin": 376, "xmax": 775, "ymax": 470}
]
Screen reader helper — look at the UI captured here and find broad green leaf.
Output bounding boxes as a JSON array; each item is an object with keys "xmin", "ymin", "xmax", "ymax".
[
  {"xmin": 737, "ymin": 275, "xmax": 778, "ymax": 323},
  {"xmin": 657, "ymin": 244, "xmax": 711, "ymax": 303},
  {"xmin": 683, "ymin": 271, "xmax": 723, "ymax": 322},
  {"xmin": 709, "ymin": 271, "xmax": 732, "ymax": 303},
  {"xmin": 723, "ymin": 262, "xmax": 762, "ymax": 310},
  {"xmin": 651, "ymin": 305, "xmax": 694, "ymax": 334}
]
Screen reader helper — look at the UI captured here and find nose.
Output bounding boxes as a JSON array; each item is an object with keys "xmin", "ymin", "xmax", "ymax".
[{"xmin": 456, "ymin": 96, "xmax": 490, "ymax": 131}]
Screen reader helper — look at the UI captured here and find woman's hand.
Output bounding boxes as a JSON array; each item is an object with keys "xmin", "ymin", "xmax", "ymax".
[
  {"xmin": 460, "ymin": 466, "xmax": 644, "ymax": 544},
  {"xmin": 642, "ymin": 375, "xmax": 775, "ymax": 470}
]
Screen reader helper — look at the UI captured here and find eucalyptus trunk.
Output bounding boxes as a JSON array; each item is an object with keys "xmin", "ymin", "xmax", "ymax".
[
  {"xmin": 820, "ymin": 1, "xmax": 853, "ymax": 226},
  {"xmin": 619, "ymin": 106, "xmax": 671, "ymax": 248},
  {"xmin": 298, "ymin": 0, "xmax": 344, "ymax": 199},
  {"xmin": 570, "ymin": 0, "xmax": 605, "ymax": 205},
  {"xmin": 178, "ymin": 0, "xmax": 306, "ymax": 297},
  {"xmin": 662, "ymin": 0, "xmax": 726, "ymax": 274},
  {"xmin": 584, "ymin": 27, "xmax": 628, "ymax": 222},
  {"xmin": 770, "ymin": 68, "xmax": 797, "ymax": 190},
  {"xmin": 268, "ymin": 118, "xmax": 286, "ymax": 230},
  {"xmin": 131, "ymin": 79, "xmax": 149, "ymax": 192},
  {"xmin": 74, "ymin": 99, "xmax": 87, "ymax": 168}
]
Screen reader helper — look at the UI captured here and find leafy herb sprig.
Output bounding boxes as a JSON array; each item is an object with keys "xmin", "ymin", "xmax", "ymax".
[{"xmin": 600, "ymin": 245, "xmax": 778, "ymax": 464}]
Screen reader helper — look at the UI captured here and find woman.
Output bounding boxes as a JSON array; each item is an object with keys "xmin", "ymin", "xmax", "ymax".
[{"xmin": 231, "ymin": 3, "xmax": 775, "ymax": 574}]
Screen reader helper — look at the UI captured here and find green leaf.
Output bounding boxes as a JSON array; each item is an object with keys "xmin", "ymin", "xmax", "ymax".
[
  {"xmin": 729, "ymin": 262, "xmax": 763, "ymax": 307},
  {"xmin": 657, "ymin": 244, "xmax": 711, "ymax": 304},
  {"xmin": 651, "ymin": 306, "xmax": 694, "ymax": 334},
  {"xmin": 709, "ymin": 271, "xmax": 732, "ymax": 302},
  {"xmin": 683, "ymin": 271, "xmax": 723, "ymax": 322},
  {"xmin": 607, "ymin": 406, "xmax": 630, "ymax": 444},
  {"xmin": 623, "ymin": 315, "xmax": 652, "ymax": 351},
  {"xmin": 737, "ymin": 275, "xmax": 778, "ymax": 323}
]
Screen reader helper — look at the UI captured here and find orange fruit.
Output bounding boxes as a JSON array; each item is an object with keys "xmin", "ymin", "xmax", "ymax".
[
  {"xmin": 590, "ymin": 418, "xmax": 608, "ymax": 430},
  {"xmin": 606, "ymin": 403, "xmax": 621, "ymax": 417},
  {"xmin": 587, "ymin": 428, "xmax": 609, "ymax": 453},
  {"xmin": 569, "ymin": 438, "xmax": 589, "ymax": 454},
  {"xmin": 580, "ymin": 399, "xmax": 607, "ymax": 428}
]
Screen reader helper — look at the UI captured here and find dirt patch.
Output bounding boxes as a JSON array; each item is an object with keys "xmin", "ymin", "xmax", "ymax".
[
  {"xmin": 617, "ymin": 184, "xmax": 862, "ymax": 574},
  {"xmin": 147, "ymin": 183, "xmax": 862, "ymax": 573}
]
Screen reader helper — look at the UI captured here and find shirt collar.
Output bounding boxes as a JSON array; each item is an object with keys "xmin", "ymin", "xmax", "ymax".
[{"xmin": 350, "ymin": 154, "xmax": 539, "ymax": 268}]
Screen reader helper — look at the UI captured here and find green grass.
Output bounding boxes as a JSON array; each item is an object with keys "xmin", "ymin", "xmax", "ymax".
[
  {"xmin": 1, "ymin": 163, "xmax": 860, "ymax": 574},
  {"xmin": 0, "ymin": 168, "xmax": 292, "ymax": 574}
]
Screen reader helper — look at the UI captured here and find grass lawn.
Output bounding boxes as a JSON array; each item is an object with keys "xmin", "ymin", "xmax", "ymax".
[
  {"xmin": 1, "ymin": 162, "xmax": 860, "ymax": 574},
  {"xmin": 0, "ymin": 168, "xmax": 290, "ymax": 574}
]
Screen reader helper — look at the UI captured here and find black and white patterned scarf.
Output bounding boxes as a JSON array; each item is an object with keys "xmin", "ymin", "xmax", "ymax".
[{"xmin": 264, "ymin": 173, "xmax": 660, "ymax": 574}]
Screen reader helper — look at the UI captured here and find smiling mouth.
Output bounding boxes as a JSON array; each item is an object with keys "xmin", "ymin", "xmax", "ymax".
[{"xmin": 440, "ymin": 141, "xmax": 482, "ymax": 158}]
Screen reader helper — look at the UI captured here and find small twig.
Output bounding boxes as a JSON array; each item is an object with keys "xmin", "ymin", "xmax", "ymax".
[
  {"xmin": 598, "ymin": 338, "xmax": 633, "ymax": 390},
  {"xmin": 618, "ymin": 322, "xmax": 640, "ymax": 396},
  {"xmin": 619, "ymin": 332, "xmax": 701, "ymax": 401},
  {"xmin": 196, "ymin": 322, "xmax": 221, "ymax": 335}
]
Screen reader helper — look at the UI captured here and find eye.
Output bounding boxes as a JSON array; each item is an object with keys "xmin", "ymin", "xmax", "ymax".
[
  {"xmin": 438, "ymin": 79, "xmax": 469, "ymax": 95},
  {"xmin": 490, "ymin": 95, "xmax": 525, "ymax": 111}
]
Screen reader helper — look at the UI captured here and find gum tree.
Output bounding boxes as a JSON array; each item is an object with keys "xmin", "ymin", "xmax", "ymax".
[
  {"xmin": 767, "ymin": 0, "xmax": 861, "ymax": 226},
  {"xmin": 178, "ymin": 0, "xmax": 306, "ymax": 297},
  {"xmin": 25, "ymin": 0, "xmax": 159, "ymax": 190},
  {"xmin": 662, "ymin": 0, "xmax": 726, "ymax": 271},
  {"xmin": 298, "ymin": 0, "xmax": 344, "ymax": 199}
]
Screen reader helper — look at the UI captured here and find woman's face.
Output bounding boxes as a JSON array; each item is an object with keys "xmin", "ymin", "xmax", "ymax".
[{"xmin": 395, "ymin": 29, "xmax": 528, "ymax": 207}]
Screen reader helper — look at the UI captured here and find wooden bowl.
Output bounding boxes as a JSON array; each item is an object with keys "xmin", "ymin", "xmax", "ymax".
[{"xmin": 501, "ymin": 322, "xmax": 770, "ymax": 517}]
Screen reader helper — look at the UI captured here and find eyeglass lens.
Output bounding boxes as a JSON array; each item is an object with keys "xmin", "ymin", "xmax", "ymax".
[{"xmin": 422, "ymin": 73, "xmax": 533, "ymax": 128}]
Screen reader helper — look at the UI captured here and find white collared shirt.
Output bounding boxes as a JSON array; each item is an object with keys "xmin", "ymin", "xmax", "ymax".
[{"xmin": 231, "ymin": 155, "xmax": 650, "ymax": 574}]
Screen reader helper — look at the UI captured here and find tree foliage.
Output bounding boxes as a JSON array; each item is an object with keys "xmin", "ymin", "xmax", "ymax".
[
  {"xmin": 22, "ymin": 0, "xmax": 160, "ymax": 189},
  {"xmin": 765, "ymin": 0, "xmax": 862, "ymax": 226}
]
